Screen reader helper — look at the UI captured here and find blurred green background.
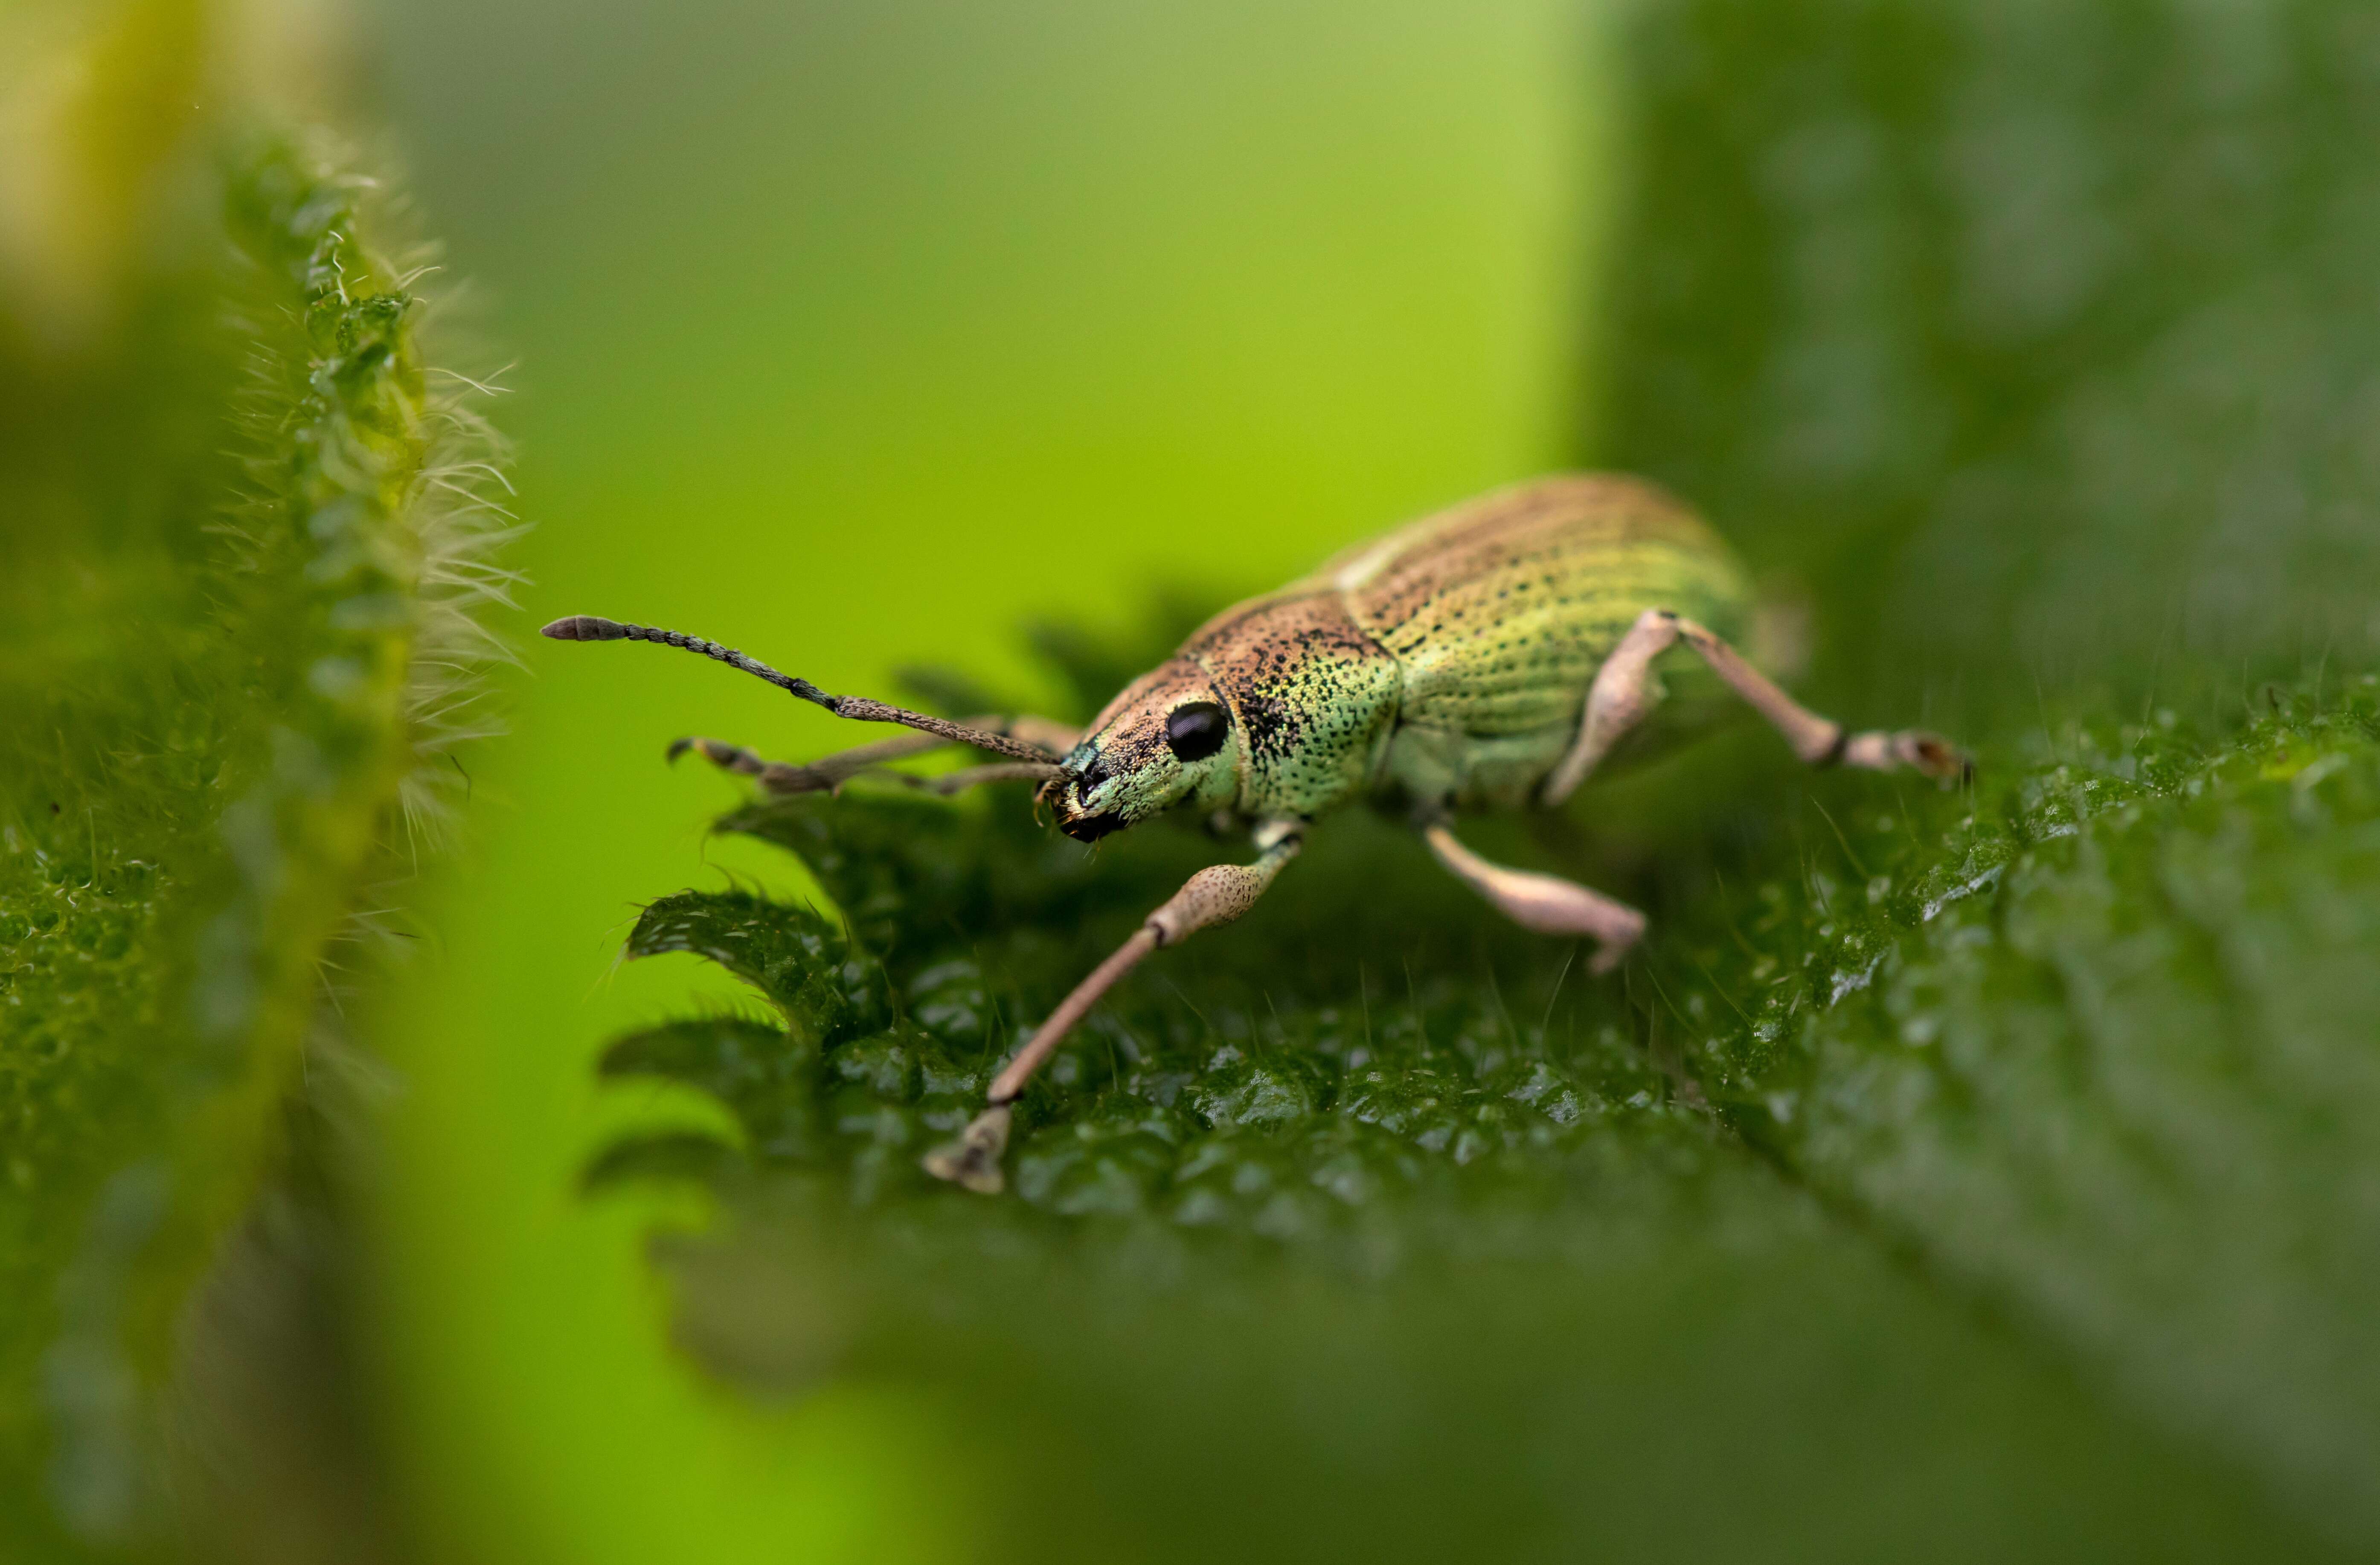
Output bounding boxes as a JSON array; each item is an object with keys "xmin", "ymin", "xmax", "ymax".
[{"xmin": 8, "ymin": 0, "xmax": 2380, "ymax": 1558}]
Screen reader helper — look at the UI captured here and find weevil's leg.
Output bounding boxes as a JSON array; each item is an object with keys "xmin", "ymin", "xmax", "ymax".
[
  {"xmin": 1539, "ymin": 609, "xmax": 1967, "ymax": 807},
  {"xmin": 1539, "ymin": 610, "xmax": 1686, "ymax": 804},
  {"xmin": 669, "ymin": 730, "xmax": 945, "ymax": 794},
  {"xmin": 669, "ymin": 717, "xmax": 1083, "ymax": 796},
  {"xmin": 1421, "ymin": 820, "xmax": 1645, "ymax": 974},
  {"xmin": 1664, "ymin": 612, "xmax": 1968, "ymax": 780},
  {"xmin": 923, "ymin": 823, "xmax": 1304, "ymax": 1194},
  {"xmin": 900, "ymin": 761, "xmax": 1068, "ymax": 796}
]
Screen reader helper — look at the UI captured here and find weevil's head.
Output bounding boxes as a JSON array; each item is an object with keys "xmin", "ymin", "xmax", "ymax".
[{"xmin": 1042, "ymin": 658, "xmax": 1242, "ymax": 842}]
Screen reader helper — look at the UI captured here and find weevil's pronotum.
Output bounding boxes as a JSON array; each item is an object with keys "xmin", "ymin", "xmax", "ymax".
[{"xmin": 545, "ymin": 474, "xmax": 1966, "ymax": 1192}]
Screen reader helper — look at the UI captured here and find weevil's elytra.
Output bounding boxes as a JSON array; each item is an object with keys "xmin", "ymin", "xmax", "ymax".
[{"xmin": 545, "ymin": 472, "xmax": 1969, "ymax": 1194}]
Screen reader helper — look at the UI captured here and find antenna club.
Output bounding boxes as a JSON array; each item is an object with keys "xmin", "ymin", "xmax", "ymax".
[{"xmin": 542, "ymin": 614, "xmax": 629, "ymax": 641}]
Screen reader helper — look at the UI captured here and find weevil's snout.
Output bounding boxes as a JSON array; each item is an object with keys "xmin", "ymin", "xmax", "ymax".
[
  {"xmin": 1046, "ymin": 660, "xmax": 1241, "ymax": 842},
  {"xmin": 1049, "ymin": 747, "xmax": 1129, "ymax": 842}
]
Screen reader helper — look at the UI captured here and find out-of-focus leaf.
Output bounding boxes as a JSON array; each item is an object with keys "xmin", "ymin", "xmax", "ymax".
[
  {"xmin": 579, "ymin": 1132, "xmax": 743, "ymax": 1196},
  {"xmin": 1582, "ymin": 3, "xmax": 2380, "ymax": 1536},
  {"xmin": 1603, "ymin": 0, "xmax": 2380, "ymax": 728},
  {"xmin": 598, "ymin": 1016, "xmax": 822, "ymax": 1164},
  {"xmin": 0, "ymin": 128, "xmax": 510, "ymax": 1554}
]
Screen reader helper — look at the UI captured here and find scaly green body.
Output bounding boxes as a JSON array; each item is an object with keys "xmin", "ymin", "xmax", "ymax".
[{"xmin": 1060, "ymin": 474, "xmax": 1753, "ymax": 834}]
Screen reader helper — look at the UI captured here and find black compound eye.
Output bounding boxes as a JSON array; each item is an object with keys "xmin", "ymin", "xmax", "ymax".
[{"xmin": 1164, "ymin": 701, "xmax": 1230, "ymax": 762}]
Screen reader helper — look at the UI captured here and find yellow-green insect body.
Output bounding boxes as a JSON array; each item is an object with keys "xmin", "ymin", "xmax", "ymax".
[
  {"xmin": 1048, "ymin": 474, "xmax": 1752, "ymax": 839},
  {"xmin": 546, "ymin": 470, "xmax": 1961, "ymax": 1193}
]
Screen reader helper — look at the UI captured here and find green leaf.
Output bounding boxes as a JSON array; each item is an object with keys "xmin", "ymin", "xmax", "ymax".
[
  {"xmin": 627, "ymin": 893, "xmax": 869, "ymax": 1045},
  {"xmin": 580, "ymin": 0, "xmax": 2380, "ymax": 1556},
  {"xmin": 588, "ymin": 642, "xmax": 2362, "ymax": 1562},
  {"xmin": 598, "ymin": 1016, "xmax": 822, "ymax": 1165}
]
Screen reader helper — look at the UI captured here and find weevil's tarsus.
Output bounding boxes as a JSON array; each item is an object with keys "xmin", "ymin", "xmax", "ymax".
[
  {"xmin": 1421, "ymin": 820, "xmax": 1645, "ymax": 973},
  {"xmin": 924, "ymin": 824, "xmax": 1303, "ymax": 1190},
  {"xmin": 1838, "ymin": 727, "xmax": 1972, "ymax": 782},
  {"xmin": 1540, "ymin": 607, "xmax": 1970, "ymax": 805},
  {"xmin": 1664, "ymin": 610, "xmax": 1969, "ymax": 782},
  {"xmin": 541, "ymin": 615, "xmax": 1062, "ymax": 764},
  {"xmin": 666, "ymin": 735, "xmax": 756, "ymax": 771},
  {"xmin": 671, "ymin": 732, "xmax": 871, "ymax": 794},
  {"xmin": 669, "ymin": 729, "xmax": 946, "ymax": 794},
  {"xmin": 921, "ymin": 1103, "xmax": 1012, "ymax": 1194}
]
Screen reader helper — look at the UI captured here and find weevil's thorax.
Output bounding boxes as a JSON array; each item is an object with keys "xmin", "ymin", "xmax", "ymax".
[
  {"xmin": 1045, "ymin": 592, "xmax": 1401, "ymax": 841},
  {"xmin": 1181, "ymin": 591, "xmax": 1401, "ymax": 823}
]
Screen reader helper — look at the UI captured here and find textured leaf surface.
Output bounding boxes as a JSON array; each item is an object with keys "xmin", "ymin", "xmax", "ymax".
[{"xmin": 1660, "ymin": 691, "xmax": 2380, "ymax": 1534}]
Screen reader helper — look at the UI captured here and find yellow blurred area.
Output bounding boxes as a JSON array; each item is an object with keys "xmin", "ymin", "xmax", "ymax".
[{"xmin": 0, "ymin": 0, "xmax": 355, "ymax": 356}]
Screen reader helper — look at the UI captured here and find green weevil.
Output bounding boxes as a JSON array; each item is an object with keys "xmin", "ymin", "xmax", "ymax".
[{"xmin": 543, "ymin": 473, "xmax": 1966, "ymax": 1191}]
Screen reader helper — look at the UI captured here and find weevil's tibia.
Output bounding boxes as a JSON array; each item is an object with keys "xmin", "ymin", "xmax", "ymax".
[
  {"xmin": 922, "ymin": 823, "xmax": 1305, "ymax": 1194},
  {"xmin": 1539, "ymin": 607, "xmax": 1969, "ymax": 805},
  {"xmin": 670, "ymin": 722, "xmax": 1078, "ymax": 796},
  {"xmin": 541, "ymin": 615, "xmax": 1063, "ymax": 764},
  {"xmin": 1421, "ymin": 820, "xmax": 1645, "ymax": 973}
]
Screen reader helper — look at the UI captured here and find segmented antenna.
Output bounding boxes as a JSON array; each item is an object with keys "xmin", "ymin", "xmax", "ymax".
[{"xmin": 540, "ymin": 615, "xmax": 1061, "ymax": 764}]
